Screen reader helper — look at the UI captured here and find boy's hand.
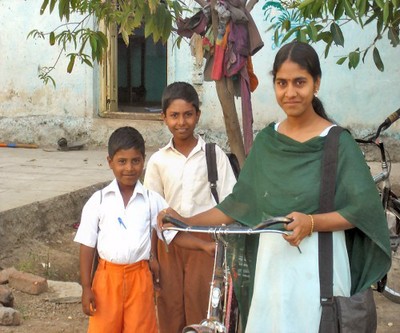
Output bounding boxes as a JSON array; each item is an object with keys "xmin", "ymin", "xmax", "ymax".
[
  {"xmin": 203, "ymin": 241, "xmax": 216, "ymax": 257},
  {"xmin": 149, "ymin": 256, "xmax": 161, "ymax": 292},
  {"xmin": 81, "ymin": 286, "xmax": 96, "ymax": 316}
]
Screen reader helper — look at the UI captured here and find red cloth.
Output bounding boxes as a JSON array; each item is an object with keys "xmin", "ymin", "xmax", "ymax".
[
  {"xmin": 247, "ymin": 57, "xmax": 258, "ymax": 92},
  {"xmin": 211, "ymin": 24, "xmax": 231, "ymax": 81}
]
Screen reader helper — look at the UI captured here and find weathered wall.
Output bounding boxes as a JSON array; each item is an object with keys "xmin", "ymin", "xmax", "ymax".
[
  {"xmin": 0, "ymin": 1, "xmax": 96, "ymax": 146},
  {"xmin": 0, "ymin": 1, "xmax": 398, "ymax": 152}
]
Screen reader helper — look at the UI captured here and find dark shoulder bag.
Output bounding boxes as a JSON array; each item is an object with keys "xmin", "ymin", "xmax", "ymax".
[
  {"xmin": 318, "ymin": 126, "xmax": 377, "ymax": 333},
  {"xmin": 205, "ymin": 142, "xmax": 240, "ymax": 204}
]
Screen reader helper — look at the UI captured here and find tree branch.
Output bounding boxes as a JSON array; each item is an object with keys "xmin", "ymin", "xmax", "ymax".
[
  {"xmin": 246, "ymin": 0, "xmax": 259, "ymax": 12},
  {"xmin": 193, "ymin": 0, "xmax": 207, "ymax": 8}
]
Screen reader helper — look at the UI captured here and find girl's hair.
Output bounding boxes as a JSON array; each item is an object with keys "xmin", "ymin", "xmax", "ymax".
[
  {"xmin": 271, "ymin": 41, "xmax": 330, "ymax": 121},
  {"xmin": 108, "ymin": 126, "xmax": 145, "ymax": 158},
  {"xmin": 161, "ymin": 82, "xmax": 200, "ymax": 114}
]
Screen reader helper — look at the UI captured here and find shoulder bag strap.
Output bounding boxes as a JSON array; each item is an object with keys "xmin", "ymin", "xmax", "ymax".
[
  {"xmin": 205, "ymin": 142, "xmax": 219, "ymax": 204},
  {"xmin": 91, "ymin": 189, "xmax": 102, "ymax": 285},
  {"xmin": 147, "ymin": 189, "xmax": 152, "ymax": 257},
  {"xmin": 318, "ymin": 126, "xmax": 344, "ymax": 332}
]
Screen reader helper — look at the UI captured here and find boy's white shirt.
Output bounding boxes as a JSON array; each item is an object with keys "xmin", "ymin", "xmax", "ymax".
[
  {"xmin": 74, "ymin": 179, "xmax": 176, "ymax": 264},
  {"xmin": 144, "ymin": 135, "xmax": 236, "ymax": 217}
]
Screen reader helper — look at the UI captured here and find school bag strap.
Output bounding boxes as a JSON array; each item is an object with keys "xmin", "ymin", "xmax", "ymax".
[
  {"xmin": 205, "ymin": 142, "xmax": 220, "ymax": 204},
  {"xmin": 146, "ymin": 189, "xmax": 154, "ymax": 257},
  {"xmin": 91, "ymin": 189, "xmax": 102, "ymax": 285}
]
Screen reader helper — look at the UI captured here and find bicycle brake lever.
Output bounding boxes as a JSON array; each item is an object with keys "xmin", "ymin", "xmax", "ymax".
[
  {"xmin": 160, "ymin": 230, "xmax": 169, "ymax": 253},
  {"xmin": 162, "ymin": 214, "xmax": 188, "ymax": 228},
  {"xmin": 253, "ymin": 217, "xmax": 293, "ymax": 230},
  {"xmin": 161, "ymin": 215, "xmax": 187, "ymax": 254},
  {"xmin": 253, "ymin": 218, "xmax": 301, "ymax": 254}
]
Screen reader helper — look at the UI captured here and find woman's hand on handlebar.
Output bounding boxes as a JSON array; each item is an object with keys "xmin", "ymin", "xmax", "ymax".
[
  {"xmin": 157, "ymin": 207, "xmax": 183, "ymax": 231},
  {"xmin": 282, "ymin": 212, "xmax": 313, "ymax": 248}
]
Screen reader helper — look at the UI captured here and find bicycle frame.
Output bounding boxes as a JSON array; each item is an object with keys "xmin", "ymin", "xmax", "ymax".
[
  {"xmin": 162, "ymin": 216, "xmax": 293, "ymax": 333},
  {"xmin": 356, "ymin": 125, "xmax": 399, "ymax": 245},
  {"xmin": 356, "ymin": 109, "xmax": 400, "ymax": 302},
  {"xmin": 203, "ymin": 237, "xmax": 229, "ymax": 333},
  {"xmin": 364, "ymin": 139, "xmax": 391, "ymax": 210}
]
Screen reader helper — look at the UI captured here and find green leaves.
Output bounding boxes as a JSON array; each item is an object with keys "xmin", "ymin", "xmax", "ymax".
[
  {"xmin": 306, "ymin": 21, "xmax": 319, "ymax": 41},
  {"xmin": 67, "ymin": 54, "xmax": 75, "ymax": 73},
  {"xmin": 348, "ymin": 49, "xmax": 360, "ymax": 68},
  {"xmin": 330, "ymin": 22, "xmax": 344, "ymax": 46},
  {"xmin": 344, "ymin": 0, "xmax": 357, "ymax": 22},
  {"xmin": 40, "ymin": 0, "xmax": 84, "ymax": 20},
  {"xmin": 31, "ymin": 0, "xmax": 183, "ymax": 84},
  {"xmin": 265, "ymin": 0, "xmax": 400, "ymax": 71},
  {"xmin": 49, "ymin": 31, "xmax": 55, "ymax": 45},
  {"xmin": 334, "ymin": 46, "xmax": 383, "ymax": 71},
  {"xmin": 58, "ymin": 0, "xmax": 70, "ymax": 21},
  {"xmin": 115, "ymin": 1, "xmax": 179, "ymax": 46},
  {"xmin": 388, "ymin": 26, "xmax": 400, "ymax": 46},
  {"xmin": 336, "ymin": 56, "xmax": 347, "ymax": 65},
  {"xmin": 40, "ymin": 0, "xmax": 49, "ymax": 15},
  {"xmin": 373, "ymin": 47, "xmax": 385, "ymax": 71},
  {"xmin": 375, "ymin": 0, "xmax": 385, "ymax": 9},
  {"xmin": 357, "ymin": 0, "xmax": 368, "ymax": 17},
  {"xmin": 328, "ymin": 0, "xmax": 337, "ymax": 14},
  {"xmin": 334, "ymin": 0, "xmax": 345, "ymax": 20}
]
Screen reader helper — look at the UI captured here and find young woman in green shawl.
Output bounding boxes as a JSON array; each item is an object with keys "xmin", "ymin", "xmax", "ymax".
[{"xmin": 158, "ymin": 41, "xmax": 391, "ymax": 333}]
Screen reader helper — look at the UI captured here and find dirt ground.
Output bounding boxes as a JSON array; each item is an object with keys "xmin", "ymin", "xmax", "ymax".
[
  {"xmin": 0, "ymin": 227, "xmax": 89, "ymax": 333},
  {"xmin": 0, "ymin": 225, "xmax": 400, "ymax": 333},
  {"xmin": 0, "ymin": 290, "xmax": 88, "ymax": 333}
]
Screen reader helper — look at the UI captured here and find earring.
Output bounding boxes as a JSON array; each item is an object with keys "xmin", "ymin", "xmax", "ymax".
[{"xmin": 314, "ymin": 90, "xmax": 318, "ymax": 97}]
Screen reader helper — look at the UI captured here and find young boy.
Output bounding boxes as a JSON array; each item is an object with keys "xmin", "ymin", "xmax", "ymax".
[
  {"xmin": 144, "ymin": 82, "xmax": 237, "ymax": 333},
  {"xmin": 74, "ymin": 126, "xmax": 213, "ymax": 333}
]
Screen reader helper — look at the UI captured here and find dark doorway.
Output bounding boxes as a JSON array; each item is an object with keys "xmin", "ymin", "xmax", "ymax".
[{"xmin": 117, "ymin": 27, "xmax": 167, "ymax": 113}]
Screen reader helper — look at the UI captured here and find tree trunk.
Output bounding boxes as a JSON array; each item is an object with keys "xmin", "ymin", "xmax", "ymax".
[
  {"xmin": 210, "ymin": 0, "xmax": 246, "ymax": 167},
  {"xmin": 215, "ymin": 79, "xmax": 246, "ymax": 167}
]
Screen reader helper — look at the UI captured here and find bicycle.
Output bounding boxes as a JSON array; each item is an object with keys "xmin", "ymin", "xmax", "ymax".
[
  {"xmin": 161, "ymin": 215, "xmax": 294, "ymax": 333},
  {"xmin": 355, "ymin": 108, "xmax": 400, "ymax": 303}
]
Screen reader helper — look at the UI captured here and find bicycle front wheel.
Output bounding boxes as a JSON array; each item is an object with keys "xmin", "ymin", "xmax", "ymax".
[{"xmin": 383, "ymin": 205, "xmax": 400, "ymax": 303}]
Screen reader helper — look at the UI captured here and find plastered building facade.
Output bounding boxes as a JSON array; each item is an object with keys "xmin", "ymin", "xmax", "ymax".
[{"xmin": 0, "ymin": 1, "xmax": 399, "ymax": 152}]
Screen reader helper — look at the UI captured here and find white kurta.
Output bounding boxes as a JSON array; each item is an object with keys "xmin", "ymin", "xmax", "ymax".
[{"xmin": 245, "ymin": 231, "xmax": 351, "ymax": 333}]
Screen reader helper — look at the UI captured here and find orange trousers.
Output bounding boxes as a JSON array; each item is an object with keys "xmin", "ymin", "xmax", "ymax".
[
  {"xmin": 156, "ymin": 234, "xmax": 214, "ymax": 333},
  {"xmin": 88, "ymin": 258, "xmax": 157, "ymax": 333}
]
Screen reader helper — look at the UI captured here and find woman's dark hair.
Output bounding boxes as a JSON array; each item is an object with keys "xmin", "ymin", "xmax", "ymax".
[
  {"xmin": 108, "ymin": 126, "xmax": 145, "ymax": 158},
  {"xmin": 271, "ymin": 41, "xmax": 330, "ymax": 121},
  {"xmin": 161, "ymin": 82, "xmax": 200, "ymax": 114}
]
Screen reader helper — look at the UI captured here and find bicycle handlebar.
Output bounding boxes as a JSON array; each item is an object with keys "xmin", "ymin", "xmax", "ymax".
[
  {"xmin": 381, "ymin": 108, "xmax": 400, "ymax": 132},
  {"xmin": 357, "ymin": 108, "xmax": 400, "ymax": 143},
  {"xmin": 161, "ymin": 215, "xmax": 293, "ymax": 236}
]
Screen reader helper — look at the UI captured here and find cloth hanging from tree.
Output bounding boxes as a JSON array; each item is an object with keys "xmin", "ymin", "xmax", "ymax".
[{"xmin": 176, "ymin": 0, "xmax": 264, "ymax": 155}]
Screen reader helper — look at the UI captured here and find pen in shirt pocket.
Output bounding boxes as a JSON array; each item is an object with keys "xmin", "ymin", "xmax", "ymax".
[{"xmin": 118, "ymin": 217, "xmax": 127, "ymax": 229}]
